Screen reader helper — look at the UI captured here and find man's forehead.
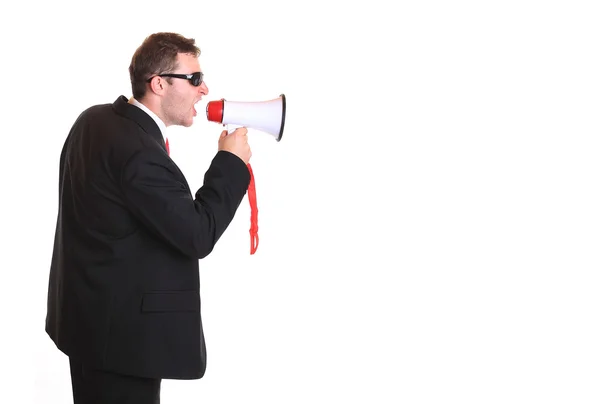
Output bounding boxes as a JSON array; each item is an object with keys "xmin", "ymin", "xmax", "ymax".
[{"xmin": 176, "ymin": 53, "xmax": 201, "ymax": 69}]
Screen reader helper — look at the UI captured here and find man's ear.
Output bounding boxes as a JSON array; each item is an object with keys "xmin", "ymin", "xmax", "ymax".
[{"xmin": 148, "ymin": 76, "xmax": 166, "ymax": 95}]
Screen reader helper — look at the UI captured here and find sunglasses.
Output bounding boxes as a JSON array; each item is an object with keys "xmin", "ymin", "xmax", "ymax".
[{"xmin": 147, "ymin": 72, "xmax": 204, "ymax": 87}]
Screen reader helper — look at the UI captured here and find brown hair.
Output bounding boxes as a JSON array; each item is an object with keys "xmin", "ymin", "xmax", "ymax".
[{"xmin": 129, "ymin": 32, "xmax": 201, "ymax": 99}]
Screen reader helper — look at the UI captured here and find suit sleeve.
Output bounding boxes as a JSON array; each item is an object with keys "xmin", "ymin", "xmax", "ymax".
[{"xmin": 121, "ymin": 149, "xmax": 250, "ymax": 259}]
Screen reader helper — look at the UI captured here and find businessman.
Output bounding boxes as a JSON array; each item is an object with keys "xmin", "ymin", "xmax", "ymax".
[{"xmin": 45, "ymin": 32, "xmax": 251, "ymax": 403}]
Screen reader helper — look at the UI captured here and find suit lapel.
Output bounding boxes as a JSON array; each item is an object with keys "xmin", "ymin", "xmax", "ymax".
[
  {"xmin": 112, "ymin": 96, "xmax": 167, "ymax": 153},
  {"xmin": 111, "ymin": 95, "xmax": 193, "ymax": 195}
]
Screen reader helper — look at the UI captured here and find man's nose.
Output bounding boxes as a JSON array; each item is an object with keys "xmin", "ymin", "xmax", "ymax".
[{"xmin": 199, "ymin": 81, "xmax": 208, "ymax": 95}]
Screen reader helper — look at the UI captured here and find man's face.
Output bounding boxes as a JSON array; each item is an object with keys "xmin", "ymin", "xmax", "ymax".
[{"xmin": 162, "ymin": 53, "xmax": 209, "ymax": 127}]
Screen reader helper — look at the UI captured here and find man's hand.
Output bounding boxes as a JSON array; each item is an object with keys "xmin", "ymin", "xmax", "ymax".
[{"xmin": 218, "ymin": 127, "xmax": 252, "ymax": 165}]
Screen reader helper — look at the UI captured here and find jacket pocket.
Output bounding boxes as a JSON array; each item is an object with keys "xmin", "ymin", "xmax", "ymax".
[{"xmin": 141, "ymin": 290, "xmax": 200, "ymax": 313}]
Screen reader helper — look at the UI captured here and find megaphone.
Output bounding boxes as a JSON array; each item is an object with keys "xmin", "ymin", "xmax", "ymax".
[
  {"xmin": 205, "ymin": 94, "xmax": 286, "ymax": 256},
  {"xmin": 206, "ymin": 94, "xmax": 286, "ymax": 141}
]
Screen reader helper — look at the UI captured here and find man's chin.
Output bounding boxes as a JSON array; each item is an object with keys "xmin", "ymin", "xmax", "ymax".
[{"xmin": 181, "ymin": 118, "xmax": 194, "ymax": 128}]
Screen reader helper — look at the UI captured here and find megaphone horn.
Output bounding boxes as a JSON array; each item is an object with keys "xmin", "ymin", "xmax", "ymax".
[{"xmin": 206, "ymin": 94, "xmax": 286, "ymax": 141}]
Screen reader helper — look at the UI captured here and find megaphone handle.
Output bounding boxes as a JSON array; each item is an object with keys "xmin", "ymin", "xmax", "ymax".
[
  {"xmin": 226, "ymin": 123, "xmax": 242, "ymax": 134},
  {"xmin": 247, "ymin": 163, "xmax": 259, "ymax": 255}
]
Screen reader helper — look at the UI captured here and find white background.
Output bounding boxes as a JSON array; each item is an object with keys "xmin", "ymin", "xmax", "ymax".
[{"xmin": 1, "ymin": 0, "xmax": 600, "ymax": 403}]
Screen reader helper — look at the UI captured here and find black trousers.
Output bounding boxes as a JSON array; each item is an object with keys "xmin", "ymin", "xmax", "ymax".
[{"xmin": 69, "ymin": 357, "xmax": 161, "ymax": 404}]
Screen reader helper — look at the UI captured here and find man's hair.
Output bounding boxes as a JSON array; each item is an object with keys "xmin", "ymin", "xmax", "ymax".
[{"xmin": 129, "ymin": 32, "xmax": 201, "ymax": 99}]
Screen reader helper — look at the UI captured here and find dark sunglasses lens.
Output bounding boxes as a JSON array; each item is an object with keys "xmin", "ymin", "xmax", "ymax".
[{"xmin": 192, "ymin": 73, "xmax": 203, "ymax": 86}]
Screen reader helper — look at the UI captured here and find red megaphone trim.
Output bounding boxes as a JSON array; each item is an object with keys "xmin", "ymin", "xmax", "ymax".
[{"xmin": 206, "ymin": 99, "xmax": 224, "ymax": 123}]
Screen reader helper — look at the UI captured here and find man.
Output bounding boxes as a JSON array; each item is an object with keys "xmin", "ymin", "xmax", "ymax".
[{"xmin": 45, "ymin": 32, "xmax": 252, "ymax": 403}]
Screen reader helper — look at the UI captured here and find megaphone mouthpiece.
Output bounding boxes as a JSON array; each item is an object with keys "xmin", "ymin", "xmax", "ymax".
[{"xmin": 206, "ymin": 99, "xmax": 224, "ymax": 123}]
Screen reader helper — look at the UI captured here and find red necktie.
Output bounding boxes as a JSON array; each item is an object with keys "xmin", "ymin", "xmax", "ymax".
[
  {"xmin": 165, "ymin": 138, "xmax": 170, "ymax": 156},
  {"xmin": 247, "ymin": 163, "xmax": 259, "ymax": 255}
]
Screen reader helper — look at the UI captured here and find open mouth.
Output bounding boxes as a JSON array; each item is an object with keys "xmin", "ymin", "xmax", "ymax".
[{"xmin": 193, "ymin": 98, "xmax": 202, "ymax": 117}]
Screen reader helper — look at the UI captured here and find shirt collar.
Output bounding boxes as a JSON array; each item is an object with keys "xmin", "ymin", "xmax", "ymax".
[{"xmin": 128, "ymin": 97, "xmax": 167, "ymax": 142}]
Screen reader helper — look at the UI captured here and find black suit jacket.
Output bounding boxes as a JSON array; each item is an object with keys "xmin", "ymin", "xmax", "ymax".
[{"xmin": 45, "ymin": 96, "xmax": 250, "ymax": 380}]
